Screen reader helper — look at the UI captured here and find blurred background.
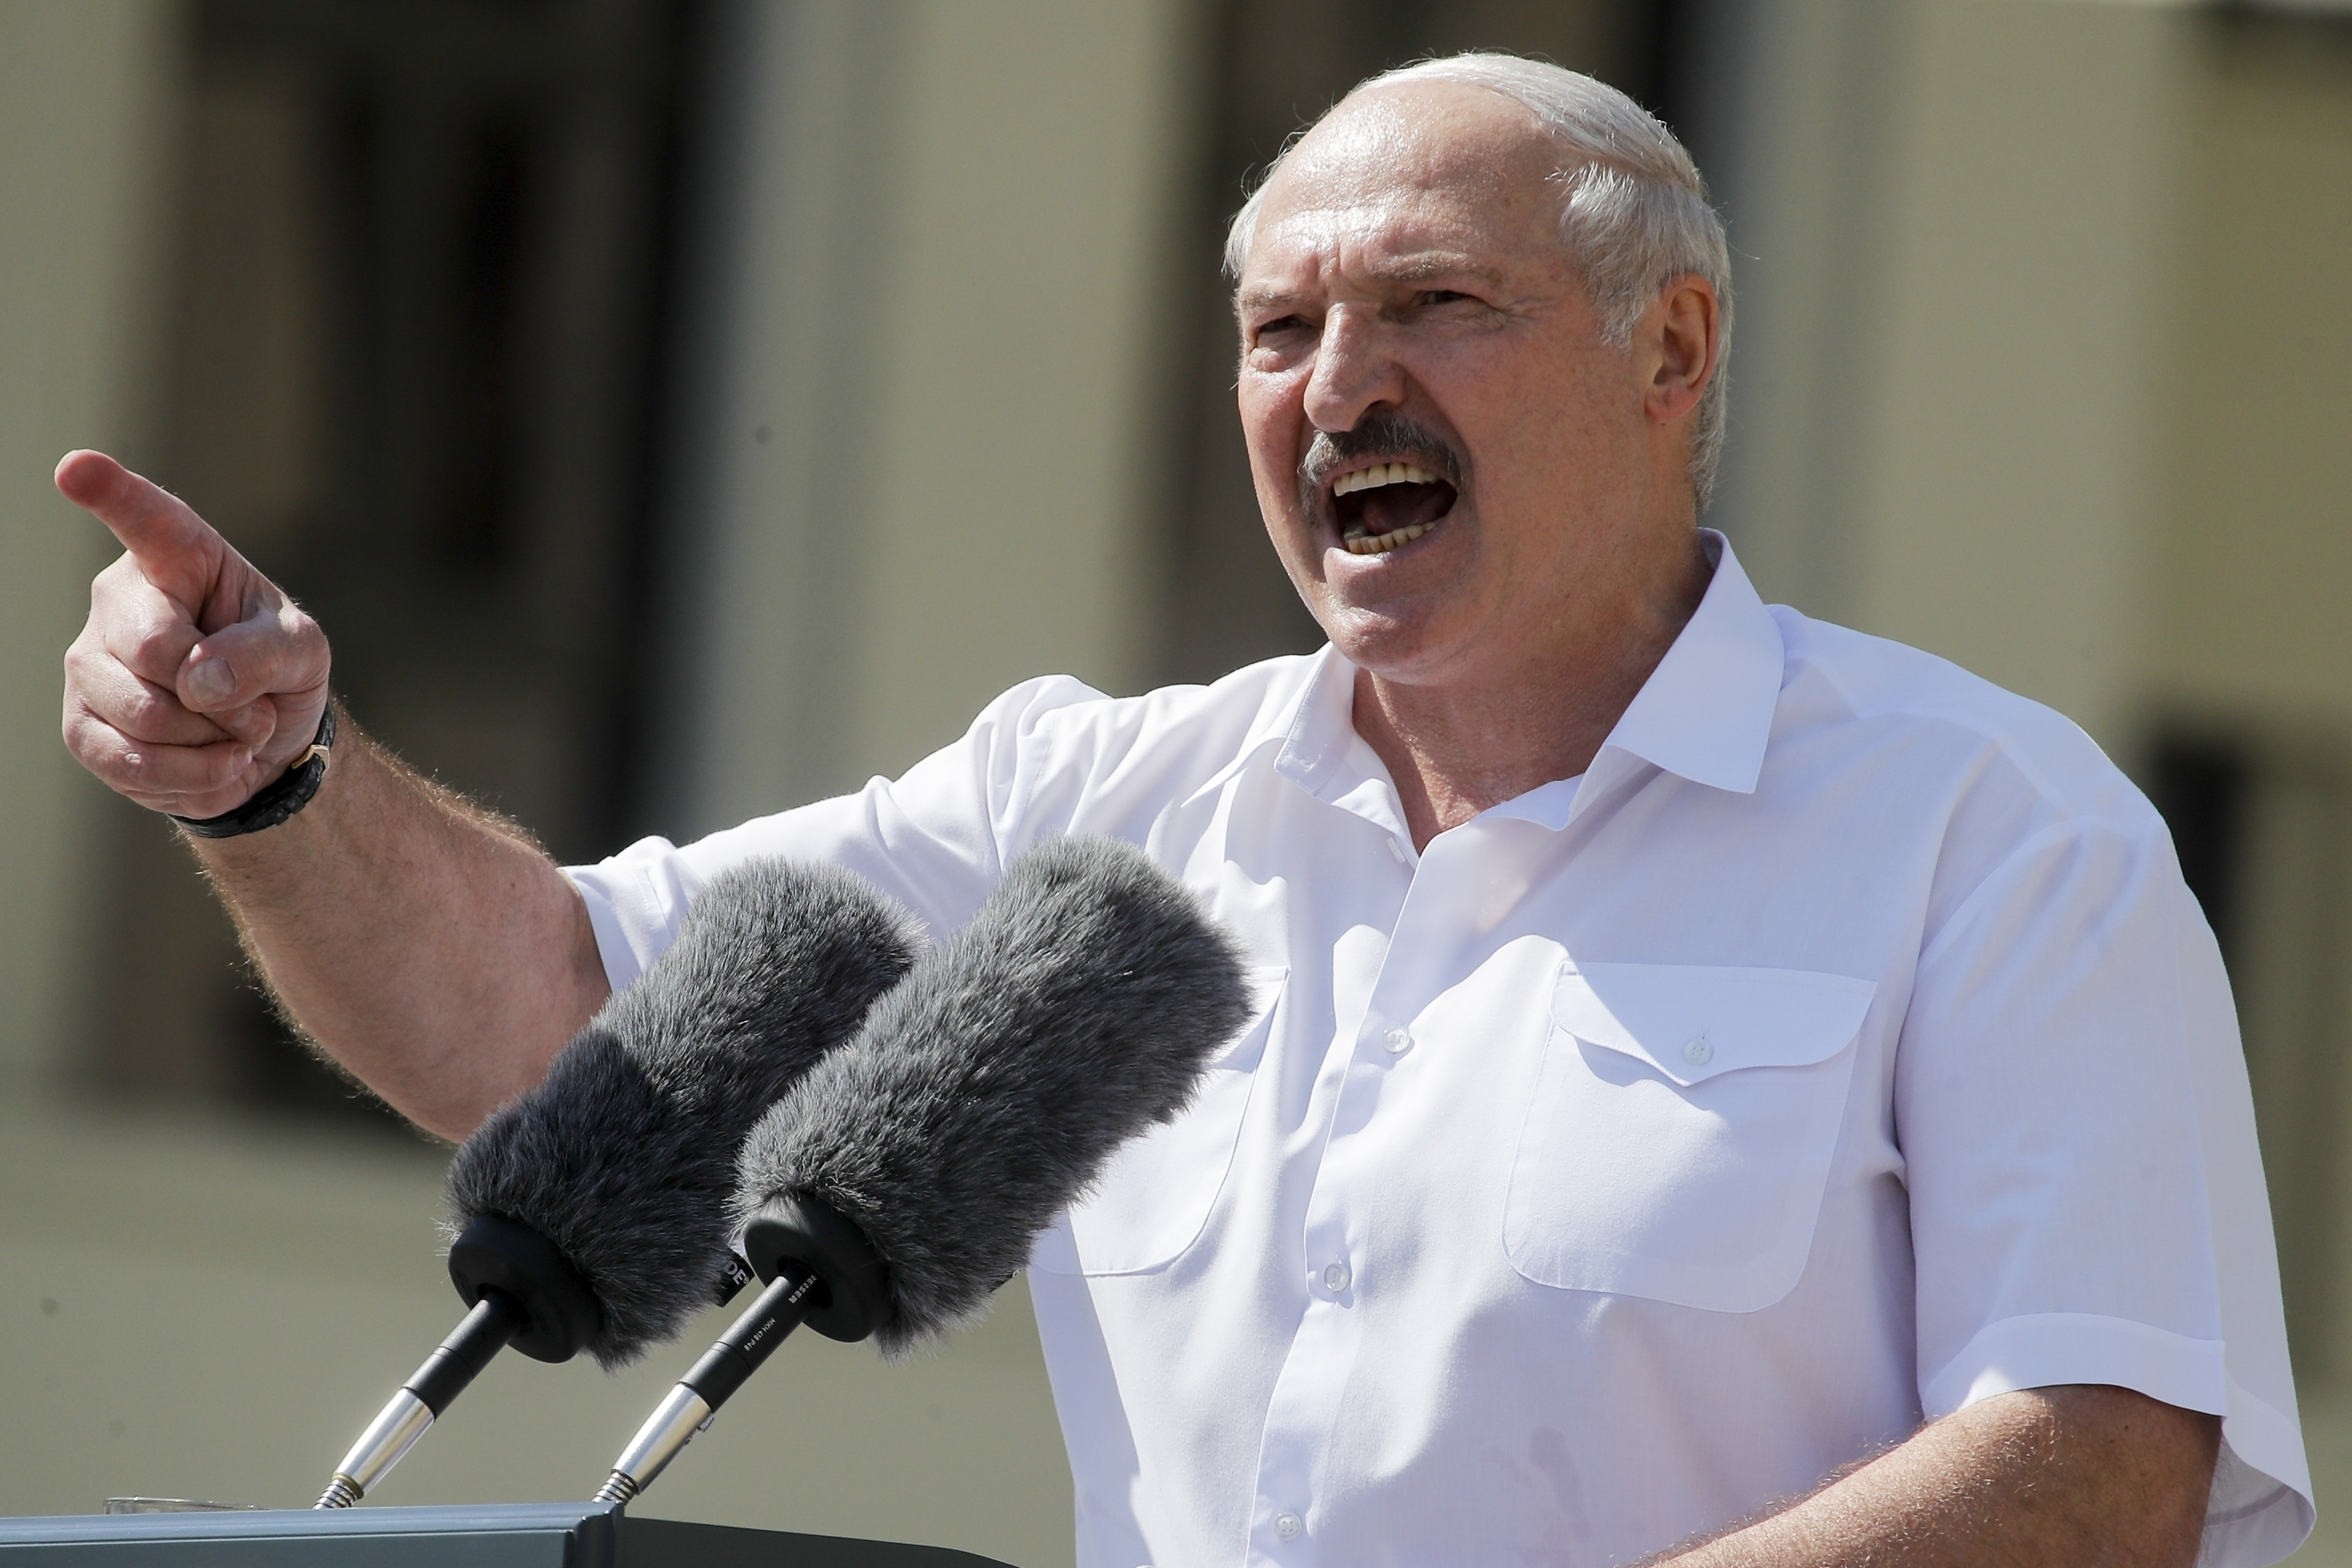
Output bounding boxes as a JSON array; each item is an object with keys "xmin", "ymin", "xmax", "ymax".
[{"xmin": 1, "ymin": 0, "xmax": 2347, "ymax": 1561}]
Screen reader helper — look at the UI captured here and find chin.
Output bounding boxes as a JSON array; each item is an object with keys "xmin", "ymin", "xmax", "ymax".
[{"xmin": 1317, "ymin": 601, "xmax": 1464, "ymax": 683}]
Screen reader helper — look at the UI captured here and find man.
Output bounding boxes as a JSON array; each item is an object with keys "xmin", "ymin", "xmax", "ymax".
[{"xmin": 58, "ymin": 53, "xmax": 2307, "ymax": 1568}]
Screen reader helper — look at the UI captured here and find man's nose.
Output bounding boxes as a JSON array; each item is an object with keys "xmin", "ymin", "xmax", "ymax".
[{"xmin": 1303, "ymin": 307, "xmax": 1406, "ymax": 433}]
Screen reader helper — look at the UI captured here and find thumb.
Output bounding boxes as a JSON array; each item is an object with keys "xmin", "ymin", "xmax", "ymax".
[
  {"xmin": 56, "ymin": 450, "xmax": 226, "ymax": 610},
  {"xmin": 178, "ymin": 596, "xmax": 331, "ymax": 719}
]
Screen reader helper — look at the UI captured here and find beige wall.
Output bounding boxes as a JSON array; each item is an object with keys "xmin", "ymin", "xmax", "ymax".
[
  {"xmin": 1721, "ymin": 0, "xmax": 2192, "ymax": 750},
  {"xmin": 2151, "ymin": 31, "xmax": 2352, "ymax": 733},
  {"xmin": 1838, "ymin": 1, "xmax": 2188, "ymax": 748},
  {"xmin": 0, "ymin": 0, "xmax": 179, "ymax": 1090},
  {"xmin": 673, "ymin": 0, "xmax": 1198, "ymax": 836}
]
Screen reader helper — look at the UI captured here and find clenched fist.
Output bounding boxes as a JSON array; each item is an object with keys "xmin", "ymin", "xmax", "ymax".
[{"xmin": 58, "ymin": 450, "xmax": 332, "ymax": 822}]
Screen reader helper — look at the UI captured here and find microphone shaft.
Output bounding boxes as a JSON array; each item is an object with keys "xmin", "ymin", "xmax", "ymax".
[
  {"xmin": 317, "ymin": 1292, "xmax": 520, "ymax": 1508},
  {"xmin": 409, "ymin": 1290, "xmax": 522, "ymax": 1414},
  {"xmin": 595, "ymin": 1261, "xmax": 819, "ymax": 1503},
  {"xmin": 686, "ymin": 1259, "xmax": 819, "ymax": 1405}
]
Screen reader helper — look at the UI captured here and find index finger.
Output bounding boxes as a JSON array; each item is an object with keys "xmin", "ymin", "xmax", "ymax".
[{"xmin": 55, "ymin": 450, "xmax": 224, "ymax": 609}]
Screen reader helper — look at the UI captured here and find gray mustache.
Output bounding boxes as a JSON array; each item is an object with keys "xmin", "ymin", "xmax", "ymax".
[{"xmin": 1297, "ymin": 412, "xmax": 1466, "ymax": 517}]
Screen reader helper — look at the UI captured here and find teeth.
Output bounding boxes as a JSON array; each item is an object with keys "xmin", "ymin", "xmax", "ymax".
[
  {"xmin": 1332, "ymin": 461, "xmax": 1440, "ymax": 498},
  {"xmin": 1343, "ymin": 521, "xmax": 1434, "ymax": 555}
]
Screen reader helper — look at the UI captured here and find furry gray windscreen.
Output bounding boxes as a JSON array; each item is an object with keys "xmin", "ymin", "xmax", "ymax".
[
  {"xmin": 445, "ymin": 860, "xmax": 920, "ymax": 1368},
  {"xmin": 735, "ymin": 836, "xmax": 1250, "ymax": 1357}
]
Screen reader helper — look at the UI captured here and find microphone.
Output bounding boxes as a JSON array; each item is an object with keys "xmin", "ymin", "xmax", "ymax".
[
  {"xmin": 315, "ymin": 859, "xmax": 919, "ymax": 1509},
  {"xmin": 593, "ymin": 836, "xmax": 1248, "ymax": 1503}
]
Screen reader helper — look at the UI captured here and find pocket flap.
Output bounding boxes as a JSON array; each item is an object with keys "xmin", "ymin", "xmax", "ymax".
[{"xmin": 1552, "ymin": 963, "xmax": 1877, "ymax": 1086}]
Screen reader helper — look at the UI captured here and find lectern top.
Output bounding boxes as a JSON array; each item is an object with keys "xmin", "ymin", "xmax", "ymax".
[{"xmin": 0, "ymin": 1502, "xmax": 1014, "ymax": 1567}]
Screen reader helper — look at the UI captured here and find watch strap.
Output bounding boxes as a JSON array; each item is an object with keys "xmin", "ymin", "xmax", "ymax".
[{"xmin": 174, "ymin": 702, "xmax": 338, "ymax": 839}]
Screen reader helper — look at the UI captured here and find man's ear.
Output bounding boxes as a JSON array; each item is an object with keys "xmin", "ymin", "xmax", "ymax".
[{"xmin": 1643, "ymin": 275, "xmax": 1719, "ymax": 426}]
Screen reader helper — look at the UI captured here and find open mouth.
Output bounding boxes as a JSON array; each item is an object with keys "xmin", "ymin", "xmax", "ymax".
[{"xmin": 1332, "ymin": 461, "xmax": 1458, "ymax": 555}]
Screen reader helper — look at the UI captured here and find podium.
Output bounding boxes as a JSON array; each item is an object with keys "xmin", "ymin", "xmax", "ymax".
[{"xmin": 0, "ymin": 1502, "xmax": 1014, "ymax": 1566}]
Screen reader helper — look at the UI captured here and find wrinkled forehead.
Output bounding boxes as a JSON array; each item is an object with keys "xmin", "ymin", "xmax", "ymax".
[{"xmin": 1243, "ymin": 83, "xmax": 1570, "ymax": 282}]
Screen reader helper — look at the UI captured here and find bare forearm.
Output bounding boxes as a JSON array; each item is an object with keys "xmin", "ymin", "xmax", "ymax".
[
  {"xmin": 56, "ymin": 455, "xmax": 610, "ymax": 1135},
  {"xmin": 195, "ymin": 718, "xmax": 609, "ymax": 1140},
  {"xmin": 1653, "ymin": 1386, "xmax": 2218, "ymax": 1568}
]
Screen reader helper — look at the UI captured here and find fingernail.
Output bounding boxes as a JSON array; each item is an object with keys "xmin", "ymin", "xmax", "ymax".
[{"xmin": 185, "ymin": 657, "xmax": 234, "ymax": 705}]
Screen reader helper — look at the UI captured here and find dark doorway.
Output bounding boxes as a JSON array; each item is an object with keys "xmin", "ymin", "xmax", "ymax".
[{"xmin": 83, "ymin": 0, "xmax": 700, "ymax": 1125}]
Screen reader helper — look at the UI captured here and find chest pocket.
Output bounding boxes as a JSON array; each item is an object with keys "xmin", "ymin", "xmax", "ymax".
[
  {"xmin": 1504, "ymin": 961, "xmax": 1876, "ymax": 1312},
  {"xmin": 1030, "ymin": 964, "xmax": 1287, "ymax": 1276}
]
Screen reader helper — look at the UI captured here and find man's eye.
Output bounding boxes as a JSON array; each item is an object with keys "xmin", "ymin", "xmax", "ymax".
[
  {"xmin": 1418, "ymin": 289, "xmax": 1473, "ymax": 307},
  {"xmin": 1255, "ymin": 314, "xmax": 1311, "ymax": 339}
]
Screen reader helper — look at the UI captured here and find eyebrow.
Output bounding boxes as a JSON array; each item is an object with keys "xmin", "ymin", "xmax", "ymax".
[
  {"xmin": 1234, "ymin": 255, "xmax": 1509, "ymax": 315},
  {"xmin": 1376, "ymin": 254, "xmax": 1506, "ymax": 287}
]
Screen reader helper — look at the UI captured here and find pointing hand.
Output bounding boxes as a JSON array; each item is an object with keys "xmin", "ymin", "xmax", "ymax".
[{"xmin": 58, "ymin": 450, "xmax": 332, "ymax": 822}]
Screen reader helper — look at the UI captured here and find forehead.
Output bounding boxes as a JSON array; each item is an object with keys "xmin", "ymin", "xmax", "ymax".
[{"xmin": 1242, "ymin": 83, "xmax": 1569, "ymax": 289}]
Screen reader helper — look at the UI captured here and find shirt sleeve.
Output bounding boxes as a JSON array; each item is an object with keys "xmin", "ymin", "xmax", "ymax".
[
  {"xmin": 565, "ymin": 673, "xmax": 1109, "ymax": 991},
  {"xmin": 1896, "ymin": 812, "xmax": 2313, "ymax": 1565}
]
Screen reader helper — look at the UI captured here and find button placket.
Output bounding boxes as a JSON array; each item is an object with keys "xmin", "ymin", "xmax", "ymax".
[
  {"xmin": 1253, "ymin": 1080, "xmax": 1372, "ymax": 1568},
  {"xmin": 1246, "ymin": 836, "xmax": 1443, "ymax": 1564}
]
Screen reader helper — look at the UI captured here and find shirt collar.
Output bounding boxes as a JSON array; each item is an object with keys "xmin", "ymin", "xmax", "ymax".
[
  {"xmin": 1590, "ymin": 529, "xmax": 1785, "ymax": 800},
  {"xmin": 1271, "ymin": 529, "xmax": 1785, "ymax": 827},
  {"xmin": 1272, "ymin": 644, "xmax": 1363, "ymax": 802}
]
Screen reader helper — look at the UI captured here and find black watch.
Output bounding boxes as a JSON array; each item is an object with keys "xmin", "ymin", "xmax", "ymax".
[{"xmin": 174, "ymin": 702, "xmax": 338, "ymax": 839}]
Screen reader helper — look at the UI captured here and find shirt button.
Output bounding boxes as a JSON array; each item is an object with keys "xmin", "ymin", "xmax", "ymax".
[
  {"xmin": 1383, "ymin": 1026, "xmax": 1413, "ymax": 1056},
  {"xmin": 1322, "ymin": 1260, "xmax": 1351, "ymax": 1292},
  {"xmin": 1682, "ymin": 1036, "xmax": 1713, "ymax": 1066},
  {"xmin": 1275, "ymin": 1512, "xmax": 1304, "ymax": 1541}
]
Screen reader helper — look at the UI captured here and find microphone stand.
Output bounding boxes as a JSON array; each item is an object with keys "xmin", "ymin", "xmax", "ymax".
[
  {"xmin": 595, "ymin": 1194, "xmax": 889, "ymax": 1504},
  {"xmin": 594, "ymin": 1262, "xmax": 821, "ymax": 1504},
  {"xmin": 313, "ymin": 1213, "xmax": 603, "ymax": 1508},
  {"xmin": 317, "ymin": 1290, "xmax": 521, "ymax": 1508}
]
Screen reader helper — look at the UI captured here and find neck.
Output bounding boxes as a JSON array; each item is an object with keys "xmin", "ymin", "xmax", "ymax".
[{"xmin": 1353, "ymin": 533, "xmax": 1712, "ymax": 850}]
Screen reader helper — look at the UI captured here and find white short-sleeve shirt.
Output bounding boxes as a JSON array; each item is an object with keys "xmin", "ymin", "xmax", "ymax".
[{"xmin": 569, "ymin": 533, "xmax": 2312, "ymax": 1568}]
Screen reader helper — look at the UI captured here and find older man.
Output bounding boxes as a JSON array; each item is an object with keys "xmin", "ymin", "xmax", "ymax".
[{"xmin": 58, "ymin": 52, "xmax": 2304, "ymax": 1568}]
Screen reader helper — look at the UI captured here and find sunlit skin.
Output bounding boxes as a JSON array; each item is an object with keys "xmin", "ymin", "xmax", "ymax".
[{"xmin": 1235, "ymin": 80, "xmax": 1717, "ymax": 847}]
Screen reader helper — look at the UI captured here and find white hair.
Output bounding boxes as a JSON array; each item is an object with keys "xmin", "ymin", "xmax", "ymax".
[{"xmin": 1224, "ymin": 53, "xmax": 1734, "ymax": 508}]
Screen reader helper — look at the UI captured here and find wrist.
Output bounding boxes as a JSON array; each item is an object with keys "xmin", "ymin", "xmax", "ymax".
[{"xmin": 174, "ymin": 701, "xmax": 338, "ymax": 839}]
